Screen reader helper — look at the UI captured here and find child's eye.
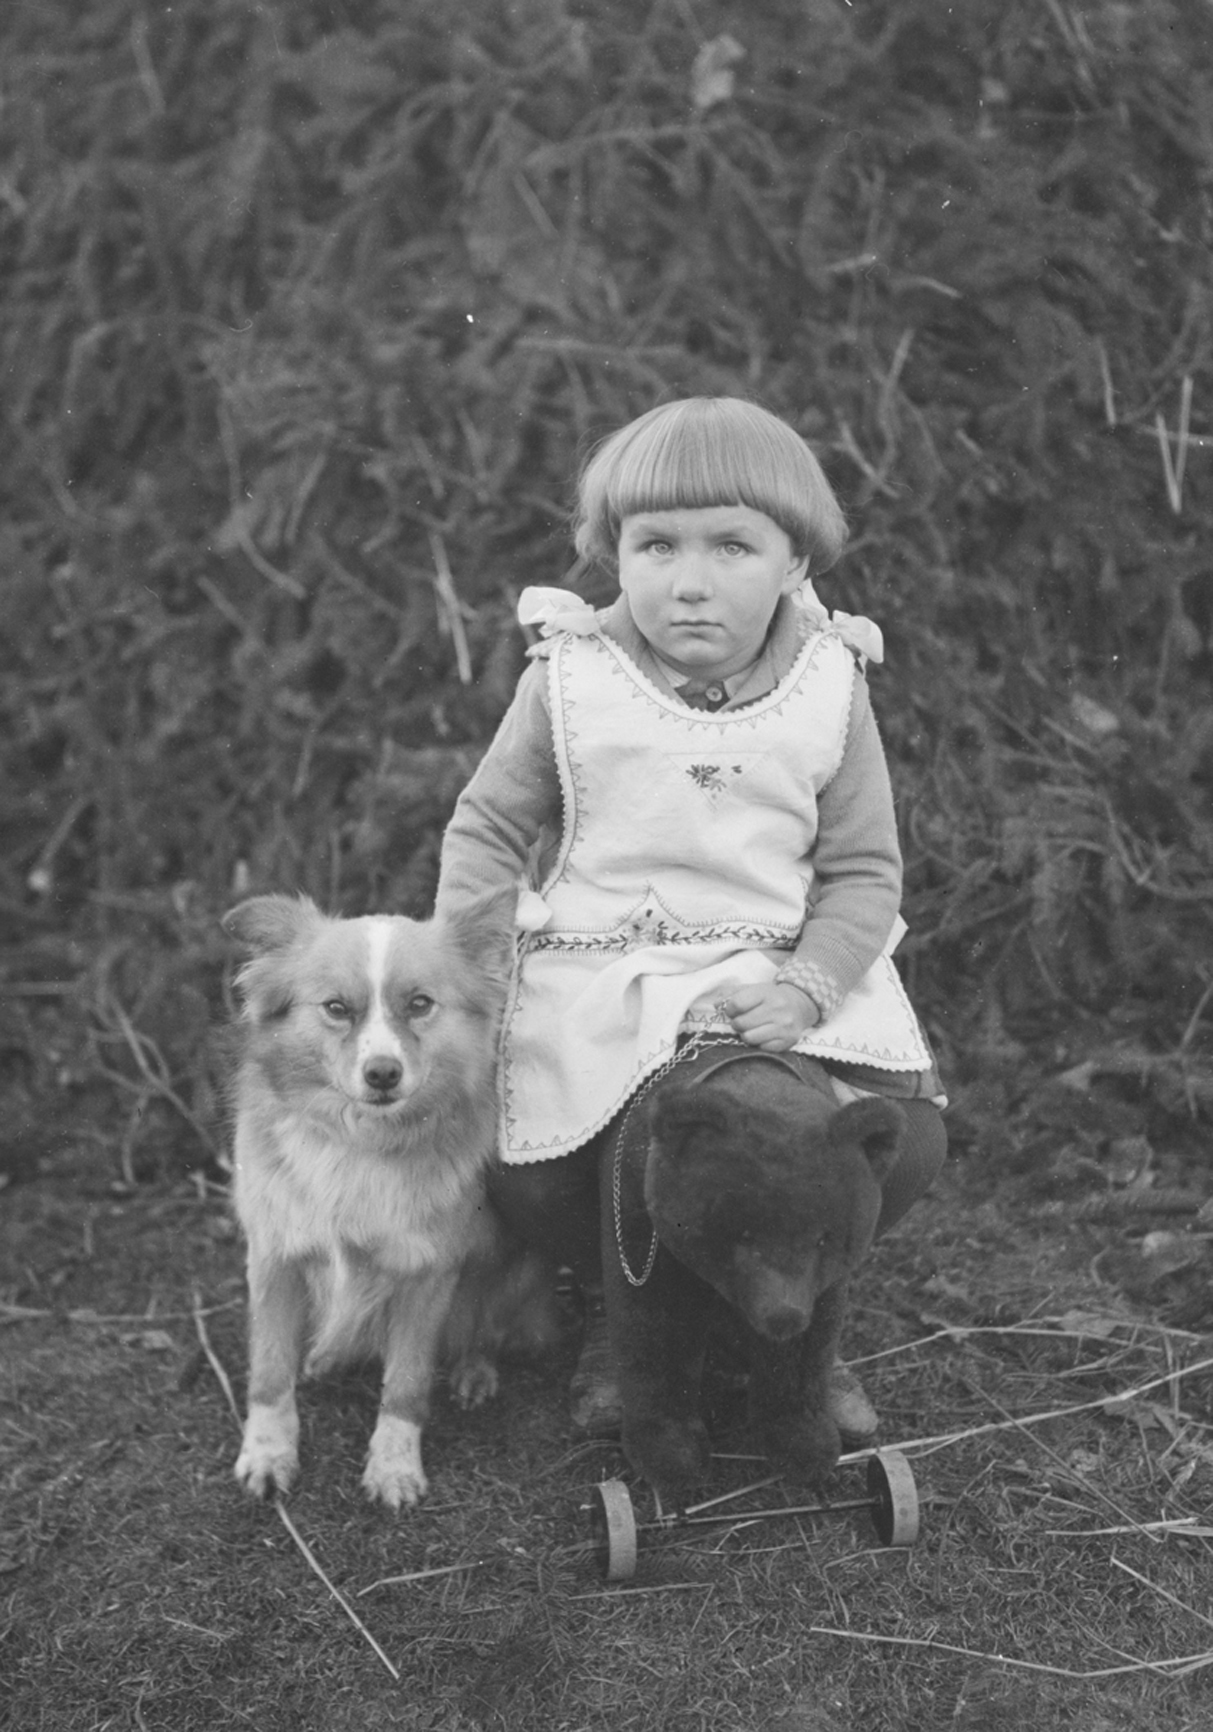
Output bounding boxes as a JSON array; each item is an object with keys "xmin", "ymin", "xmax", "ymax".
[{"xmin": 321, "ymin": 998, "xmax": 352, "ymax": 1021}]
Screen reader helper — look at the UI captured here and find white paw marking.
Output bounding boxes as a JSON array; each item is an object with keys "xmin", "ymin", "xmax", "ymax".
[
  {"xmin": 235, "ymin": 1402, "xmax": 300, "ymax": 1498},
  {"xmin": 362, "ymin": 1415, "xmax": 428, "ymax": 1509}
]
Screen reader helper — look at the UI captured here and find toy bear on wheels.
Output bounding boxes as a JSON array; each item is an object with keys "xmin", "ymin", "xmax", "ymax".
[{"xmin": 586, "ymin": 1046, "xmax": 926, "ymax": 1577}]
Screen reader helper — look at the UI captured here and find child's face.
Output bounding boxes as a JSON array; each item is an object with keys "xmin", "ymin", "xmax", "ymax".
[{"xmin": 617, "ymin": 505, "xmax": 808, "ymax": 681}]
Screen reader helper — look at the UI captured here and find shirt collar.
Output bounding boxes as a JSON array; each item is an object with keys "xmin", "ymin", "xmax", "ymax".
[
  {"xmin": 649, "ymin": 651, "xmax": 756, "ymax": 698},
  {"xmin": 598, "ymin": 593, "xmax": 805, "ymax": 705}
]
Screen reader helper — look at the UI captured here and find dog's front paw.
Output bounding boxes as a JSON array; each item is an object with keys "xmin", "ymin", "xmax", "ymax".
[
  {"xmin": 449, "ymin": 1354, "xmax": 499, "ymax": 1410},
  {"xmin": 235, "ymin": 1403, "xmax": 300, "ymax": 1499},
  {"xmin": 363, "ymin": 1415, "xmax": 429, "ymax": 1510}
]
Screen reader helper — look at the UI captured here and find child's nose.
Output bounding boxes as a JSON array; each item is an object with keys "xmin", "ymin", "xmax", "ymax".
[{"xmin": 671, "ymin": 554, "xmax": 712, "ymax": 599}]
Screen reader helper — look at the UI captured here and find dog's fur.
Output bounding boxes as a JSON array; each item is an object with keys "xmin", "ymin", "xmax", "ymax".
[{"xmin": 225, "ymin": 891, "xmax": 551, "ymax": 1510}]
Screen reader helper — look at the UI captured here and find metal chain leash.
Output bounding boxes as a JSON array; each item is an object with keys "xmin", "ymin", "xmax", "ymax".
[{"xmin": 611, "ymin": 1030, "xmax": 739, "ymax": 1287}]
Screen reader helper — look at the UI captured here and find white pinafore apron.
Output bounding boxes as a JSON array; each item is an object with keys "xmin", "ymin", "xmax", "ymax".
[{"xmin": 499, "ymin": 627, "xmax": 932, "ymax": 1162}]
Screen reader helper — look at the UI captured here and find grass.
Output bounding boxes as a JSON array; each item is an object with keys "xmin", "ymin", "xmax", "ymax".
[{"xmin": 3, "ymin": 1117, "xmax": 1211, "ymax": 1731}]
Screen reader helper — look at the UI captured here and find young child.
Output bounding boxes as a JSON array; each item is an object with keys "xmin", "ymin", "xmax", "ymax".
[{"xmin": 436, "ymin": 396, "xmax": 946, "ymax": 1439}]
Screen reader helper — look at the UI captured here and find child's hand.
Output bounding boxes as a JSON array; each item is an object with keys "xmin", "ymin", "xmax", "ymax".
[{"xmin": 724, "ymin": 983, "xmax": 819, "ymax": 1052}]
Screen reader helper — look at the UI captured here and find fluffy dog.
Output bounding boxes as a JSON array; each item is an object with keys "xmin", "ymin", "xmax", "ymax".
[{"xmin": 224, "ymin": 891, "xmax": 551, "ymax": 1510}]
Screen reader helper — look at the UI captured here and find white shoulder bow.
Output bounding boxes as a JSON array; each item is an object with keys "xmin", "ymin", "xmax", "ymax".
[
  {"xmin": 795, "ymin": 580, "xmax": 884, "ymax": 666},
  {"xmin": 517, "ymin": 586, "xmax": 601, "ymax": 639}
]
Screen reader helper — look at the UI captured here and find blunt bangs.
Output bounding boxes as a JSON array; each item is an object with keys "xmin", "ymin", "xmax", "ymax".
[{"xmin": 574, "ymin": 399, "xmax": 848, "ymax": 572}]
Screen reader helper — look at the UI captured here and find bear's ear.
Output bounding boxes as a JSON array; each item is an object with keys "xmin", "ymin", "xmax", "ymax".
[
  {"xmin": 829, "ymin": 1096, "xmax": 905, "ymax": 1183},
  {"xmin": 222, "ymin": 894, "xmax": 323, "ymax": 955},
  {"xmin": 648, "ymin": 1086, "xmax": 739, "ymax": 1157}
]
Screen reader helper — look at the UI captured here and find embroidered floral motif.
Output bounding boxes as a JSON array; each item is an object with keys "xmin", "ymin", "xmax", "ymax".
[
  {"xmin": 688, "ymin": 762, "xmax": 744, "ymax": 794},
  {"xmin": 623, "ymin": 906, "xmax": 672, "ymax": 947},
  {"xmin": 671, "ymin": 751, "xmax": 765, "ymax": 806}
]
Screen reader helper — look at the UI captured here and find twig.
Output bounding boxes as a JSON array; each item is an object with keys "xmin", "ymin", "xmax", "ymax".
[
  {"xmin": 130, "ymin": 12, "xmax": 166, "ymax": 115},
  {"xmin": 26, "ymin": 794, "xmax": 94, "ymax": 896},
  {"xmin": 842, "ymin": 1351, "xmax": 1213, "ymax": 1463},
  {"xmin": 270, "ymin": 1502, "xmax": 401, "ymax": 1681},
  {"xmin": 1179, "ymin": 975, "xmax": 1213, "ymax": 1053},
  {"xmin": 1, "ymin": 1299, "xmax": 239, "ymax": 1326},
  {"xmin": 848, "ymin": 1313, "xmax": 1206, "ymax": 1367},
  {"xmin": 1155, "ymin": 378, "xmax": 1193, "ymax": 515},
  {"xmin": 1096, "ymin": 339, "xmax": 1116, "ymax": 427},
  {"xmin": 358, "ymin": 1560, "xmax": 490, "ymax": 1597},
  {"xmin": 1113, "ymin": 1556, "xmax": 1213, "ymax": 1638},
  {"xmin": 232, "ymin": 519, "xmax": 306, "ymax": 598},
  {"xmin": 191, "ymin": 1290, "xmax": 401, "ymax": 1682},
  {"xmin": 94, "ymin": 988, "xmax": 220, "ymax": 1159},
  {"xmin": 1045, "ymin": 1519, "xmax": 1213, "ymax": 1538},
  {"xmin": 957, "ymin": 1374, "xmax": 1163, "ymax": 1543},
  {"xmin": 429, "ymin": 531, "xmax": 473, "ymax": 685},
  {"xmin": 808, "ymin": 1625, "xmax": 1213, "ymax": 1679},
  {"xmin": 192, "ymin": 1288, "xmax": 241, "ymax": 1424}
]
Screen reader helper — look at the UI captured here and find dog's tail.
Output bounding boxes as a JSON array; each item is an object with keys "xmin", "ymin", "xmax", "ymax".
[{"xmin": 303, "ymin": 1254, "xmax": 398, "ymax": 1377}]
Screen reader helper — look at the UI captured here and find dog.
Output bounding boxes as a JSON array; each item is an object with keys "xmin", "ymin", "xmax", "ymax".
[{"xmin": 224, "ymin": 891, "xmax": 552, "ymax": 1509}]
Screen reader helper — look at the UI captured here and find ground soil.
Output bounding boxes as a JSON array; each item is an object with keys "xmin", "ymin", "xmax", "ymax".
[{"xmin": 3, "ymin": 1079, "xmax": 1211, "ymax": 1731}]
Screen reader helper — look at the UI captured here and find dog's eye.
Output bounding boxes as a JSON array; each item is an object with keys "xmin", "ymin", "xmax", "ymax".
[
  {"xmin": 407, "ymin": 993, "xmax": 435, "ymax": 1017},
  {"xmin": 321, "ymin": 999, "xmax": 352, "ymax": 1021}
]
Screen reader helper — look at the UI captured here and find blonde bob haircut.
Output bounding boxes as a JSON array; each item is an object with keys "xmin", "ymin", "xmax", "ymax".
[{"xmin": 573, "ymin": 397, "xmax": 848, "ymax": 574}]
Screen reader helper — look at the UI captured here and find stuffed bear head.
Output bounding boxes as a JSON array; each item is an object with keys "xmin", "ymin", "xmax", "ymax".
[{"xmin": 645, "ymin": 1070, "xmax": 904, "ymax": 1341}]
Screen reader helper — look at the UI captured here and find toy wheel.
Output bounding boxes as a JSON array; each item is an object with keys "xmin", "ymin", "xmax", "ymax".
[
  {"xmin": 588, "ymin": 1479, "xmax": 638, "ymax": 1580},
  {"xmin": 866, "ymin": 1450, "xmax": 919, "ymax": 1547}
]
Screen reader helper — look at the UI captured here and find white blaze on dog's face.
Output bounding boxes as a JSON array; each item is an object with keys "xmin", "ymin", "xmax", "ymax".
[
  {"xmin": 306, "ymin": 917, "xmax": 425, "ymax": 1107},
  {"xmin": 301, "ymin": 916, "xmax": 442, "ymax": 1109}
]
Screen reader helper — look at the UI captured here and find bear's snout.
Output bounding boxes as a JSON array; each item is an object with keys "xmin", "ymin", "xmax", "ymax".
[
  {"xmin": 731, "ymin": 1250, "xmax": 818, "ymax": 1339},
  {"xmin": 756, "ymin": 1302, "xmax": 811, "ymax": 1341}
]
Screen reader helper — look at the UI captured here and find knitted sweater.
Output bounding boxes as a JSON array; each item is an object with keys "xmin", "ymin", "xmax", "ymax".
[{"xmin": 437, "ymin": 590, "xmax": 902, "ymax": 1020}]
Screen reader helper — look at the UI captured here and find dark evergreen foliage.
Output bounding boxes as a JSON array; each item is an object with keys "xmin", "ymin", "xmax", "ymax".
[{"xmin": 3, "ymin": 0, "xmax": 1211, "ymax": 1168}]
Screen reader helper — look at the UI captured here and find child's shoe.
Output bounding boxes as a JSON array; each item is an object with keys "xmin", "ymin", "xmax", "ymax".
[{"xmin": 828, "ymin": 1361, "xmax": 878, "ymax": 1443}]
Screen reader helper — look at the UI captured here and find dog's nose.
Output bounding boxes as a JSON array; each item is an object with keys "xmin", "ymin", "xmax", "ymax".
[{"xmin": 363, "ymin": 1055, "xmax": 403, "ymax": 1093}]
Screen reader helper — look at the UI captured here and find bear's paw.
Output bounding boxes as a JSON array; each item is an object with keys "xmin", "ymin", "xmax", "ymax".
[
  {"xmin": 622, "ymin": 1411, "xmax": 712, "ymax": 1509},
  {"xmin": 761, "ymin": 1409, "xmax": 842, "ymax": 1488}
]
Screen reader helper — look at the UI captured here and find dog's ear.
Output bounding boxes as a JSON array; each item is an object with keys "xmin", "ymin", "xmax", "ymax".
[
  {"xmin": 222, "ymin": 894, "xmax": 323, "ymax": 955},
  {"xmin": 441, "ymin": 886, "xmax": 520, "ymax": 987},
  {"xmin": 828, "ymin": 1096, "xmax": 905, "ymax": 1184}
]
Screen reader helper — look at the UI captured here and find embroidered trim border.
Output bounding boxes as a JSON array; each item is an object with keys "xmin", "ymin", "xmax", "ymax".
[{"xmin": 528, "ymin": 921, "xmax": 798, "ymax": 956}]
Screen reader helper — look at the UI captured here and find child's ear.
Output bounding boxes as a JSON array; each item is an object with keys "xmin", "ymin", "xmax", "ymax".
[{"xmin": 780, "ymin": 553, "xmax": 811, "ymax": 594}]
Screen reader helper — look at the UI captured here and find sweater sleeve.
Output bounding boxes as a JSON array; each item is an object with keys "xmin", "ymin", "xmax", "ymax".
[
  {"xmin": 775, "ymin": 672, "xmax": 903, "ymax": 1019},
  {"xmin": 434, "ymin": 659, "xmax": 562, "ymax": 919}
]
